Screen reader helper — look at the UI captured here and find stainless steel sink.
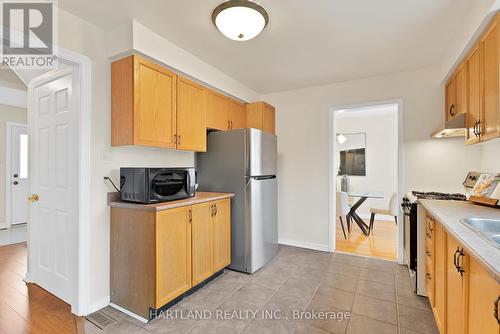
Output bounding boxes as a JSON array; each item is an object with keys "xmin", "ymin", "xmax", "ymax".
[{"xmin": 460, "ymin": 218, "xmax": 500, "ymax": 248}]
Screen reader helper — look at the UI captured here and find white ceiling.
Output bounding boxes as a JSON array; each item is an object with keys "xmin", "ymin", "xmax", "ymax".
[{"xmin": 59, "ymin": 0, "xmax": 474, "ymax": 94}]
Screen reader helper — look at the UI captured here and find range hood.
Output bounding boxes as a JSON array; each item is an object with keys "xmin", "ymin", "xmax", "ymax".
[{"xmin": 431, "ymin": 113, "xmax": 467, "ymax": 138}]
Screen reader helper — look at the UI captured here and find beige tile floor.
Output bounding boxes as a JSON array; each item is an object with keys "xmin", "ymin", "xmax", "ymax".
[{"xmin": 85, "ymin": 245, "xmax": 438, "ymax": 334}]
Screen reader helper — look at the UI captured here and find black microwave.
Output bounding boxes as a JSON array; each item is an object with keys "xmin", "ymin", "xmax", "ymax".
[{"xmin": 120, "ymin": 167, "xmax": 196, "ymax": 204}]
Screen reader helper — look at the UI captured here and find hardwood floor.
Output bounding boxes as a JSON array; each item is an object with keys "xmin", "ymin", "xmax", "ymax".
[
  {"xmin": 336, "ymin": 218, "xmax": 397, "ymax": 260},
  {"xmin": 0, "ymin": 242, "xmax": 78, "ymax": 334}
]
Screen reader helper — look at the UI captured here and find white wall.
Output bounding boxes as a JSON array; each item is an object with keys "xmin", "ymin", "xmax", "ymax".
[
  {"xmin": 263, "ymin": 66, "xmax": 483, "ymax": 249},
  {"xmin": 478, "ymin": 139, "xmax": 500, "ymax": 173},
  {"xmin": 336, "ymin": 108, "xmax": 398, "ymax": 218},
  {"xmin": 56, "ymin": 9, "xmax": 261, "ymax": 313},
  {"xmin": 0, "ymin": 104, "xmax": 27, "ymax": 226}
]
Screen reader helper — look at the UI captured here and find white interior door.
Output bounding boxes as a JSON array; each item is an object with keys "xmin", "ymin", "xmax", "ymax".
[
  {"xmin": 30, "ymin": 70, "xmax": 77, "ymax": 304},
  {"xmin": 9, "ymin": 124, "xmax": 29, "ymax": 226}
]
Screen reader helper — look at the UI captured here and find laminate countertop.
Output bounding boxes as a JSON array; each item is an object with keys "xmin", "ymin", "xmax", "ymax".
[
  {"xmin": 108, "ymin": 192, "xmax": 234, "ymax": 212},
  {"xmin": 419, "ymin": 199, "xmax": 500, "ymax": 282}
]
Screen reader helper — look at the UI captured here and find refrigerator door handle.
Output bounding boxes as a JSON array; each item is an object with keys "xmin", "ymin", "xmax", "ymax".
[{"xmin": 248, "ymin": 175, "xmax": 277, "ymax": 181}]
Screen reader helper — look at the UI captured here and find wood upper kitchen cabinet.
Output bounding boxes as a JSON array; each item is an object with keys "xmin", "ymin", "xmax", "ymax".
[
  {"xmin": 191, "ymin": 202, "xmax": 213, "ymax": 286},
  {"xmin": 212, "ymin": 198, "xmax": 231, "ymax": 272},
  {"xmin": 445, "ymin": 75, "xmax": 457, "ymax": 121},
  {"xmin": 444, "ymin": 63, "xmax": 466, "ymax": 122},
  {"xmin": 467, "ymin": 257, "xmax": 500, "ymax": 334},
  {"xmin": 446, "ymin": 234, "xmax": 468, "ymax": 334},
  {"xmin": 480, "ymin": 16, "xmax": 500, "ymax": 142},
  {"xmin": 466, "ymin": 44, "xmax": 482, "ymax": 145},
  {"xmin": 156, "ymin": 206, "xmax": 192, "ymax": 307},
  {"xmin": 111, "ymin": 54, "xmax": 177, "ymax": 148},
  {"xmin": 228, "ymin": 99, "xmax": 246, "ymax": 130},
  {"xmin": 246, "ymin": 102, "xmax": 276, "ymax": 134},
  {"xmin": 177, "ymin": 77, "xmax": 207, "ymax": 152},
  {"xmin": 206, "ymin": 90, "xmax": 229, "ymax": 130}
]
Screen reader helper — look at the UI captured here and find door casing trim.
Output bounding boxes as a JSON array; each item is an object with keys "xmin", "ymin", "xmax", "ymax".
[{"xmin": 25, "ymin": 47, "xmax": 91, "ymax": 316}]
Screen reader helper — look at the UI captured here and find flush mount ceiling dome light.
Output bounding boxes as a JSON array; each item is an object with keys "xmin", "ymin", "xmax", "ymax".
[{"xmin": 212, "ymin": 0, "xmax": 269, "ymax": 41}]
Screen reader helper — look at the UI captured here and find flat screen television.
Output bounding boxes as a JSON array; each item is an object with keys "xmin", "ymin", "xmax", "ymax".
[{"xmin": 338, "ymin": 148, "xmax": 366, "ymax": 176}]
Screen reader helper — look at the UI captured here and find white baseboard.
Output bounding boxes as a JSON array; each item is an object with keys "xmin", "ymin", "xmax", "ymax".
[
  {"xmin": 278, "ymin": 238, "xmax": 330, "ymax": 252},
  {"xmin": 110, "ymin": 302, "xmax": 148, "ymax": 323},
  {"xmin": 87, "ymin": 296, "xmax": 110, "ymax": 315}
]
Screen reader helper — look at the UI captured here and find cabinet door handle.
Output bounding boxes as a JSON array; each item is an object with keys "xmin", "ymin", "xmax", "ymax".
[
  {"xmin": 494, "ymin": 295, "xmax": 500, "ymax": 325},
  {"xmin": 455, "ymin": 247, "xmax": 465, "ymax": 276},
  {"xmin": 189, "ymin": 209, "xmax": 192, "ymax": 223},
  {"xmin": 230, "ymin": 121, "xmax": 233, "ymax": 129},
  {"xmin": 477, "ymin": 120, "xmax": 482, "ymax": 136},
  {"xmin": 214, "ymin": 204, "xmax": 218, "ymax": 215},
  {"xmin": 178, "ymin": 135, "xmax": 181, "ymax": 145},
  {"xmin": 449, "ymin": 104, "xmax": 456, "ymax": 116},
  {"xmin": 473, "ymin": 121, "xmax": 478, "ymax": 136}
]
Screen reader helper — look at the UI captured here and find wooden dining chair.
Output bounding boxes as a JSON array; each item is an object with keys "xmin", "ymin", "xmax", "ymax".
[
  {"xmin": 368, "ymin": 193, "xmax": 398, "ymax": 234},
  {"xmin": 336, "ymin": 192, "xmax": 350, "ymax": 239}
]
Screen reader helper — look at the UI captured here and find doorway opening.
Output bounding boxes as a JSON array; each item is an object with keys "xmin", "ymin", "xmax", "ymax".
[
  {"xmin": 1, "ymin": 68, "xmax": 28, "ymax": 245},
  {"xmin": 330, "ymin": 102, "xmax": 404, "ymax": 262}
]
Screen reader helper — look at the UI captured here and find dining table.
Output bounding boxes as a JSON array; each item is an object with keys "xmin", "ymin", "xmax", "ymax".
[{"xmin": 347, "ymin": 191, "xmax": 384, "ymax": 236}]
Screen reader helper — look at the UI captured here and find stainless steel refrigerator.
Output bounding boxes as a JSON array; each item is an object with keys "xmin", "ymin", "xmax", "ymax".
[{"xmin": 196, "ymin": 128, "xmax": 278, "ymax": 274}]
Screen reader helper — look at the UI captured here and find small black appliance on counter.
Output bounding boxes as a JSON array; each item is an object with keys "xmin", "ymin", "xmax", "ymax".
[{"xmin": 120, "ymin": 167, "xmax": 195, "ymax": 204}]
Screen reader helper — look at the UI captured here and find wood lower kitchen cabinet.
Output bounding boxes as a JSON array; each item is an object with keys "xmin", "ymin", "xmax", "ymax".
[
  {"xmin": 156, "ymin": 206, "xmax": 192, "ymax": 307},
  {"xmin": 467, "ymin": 257, "xmax": 500, "ymax": 334},
  {"xmin": 191, "ymin": 202, "xmax": 214, "ymax": 285},
  {"xmin": 110, "ymin": 193, "xmax": 232, "ymax": 320},
  {"xmin": 246, "ymin": 102, "xmax": 276, "ymax": 134},
  {"xmin": 112, "ymin": 55, "xmax": 177, "ymax": 148},
  {"xmin": 433, "ymin": 222, "xmax": 447, "ymax": 333},
  {"xmin": 446, "ymin": 234, "xmax": 468, "ymax": 334},
  {"xmin": 425, "ymin": 215, "xmax": 435, "ymax": 306},
  {"xmin": 425, "ymin": 212, "xmax": 500, "ymax": 334},
  {"xmin": 212, "ymin": 199, "xmax": 231, "ymax": 271}
]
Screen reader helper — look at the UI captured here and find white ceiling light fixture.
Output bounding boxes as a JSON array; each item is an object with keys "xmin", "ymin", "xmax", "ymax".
[{"xmin": 212, "ymin": 0, "xmax": 269, "ymax": 41}]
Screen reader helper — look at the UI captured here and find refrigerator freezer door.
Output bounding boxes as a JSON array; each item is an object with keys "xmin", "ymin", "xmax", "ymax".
[
  {"xmin": 246, "ymin": 129, "xmax": 277, "ymax": 177},
  {"xmin": 245, "ymin": 176, "xmax": 278, "ymax": 273}
]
